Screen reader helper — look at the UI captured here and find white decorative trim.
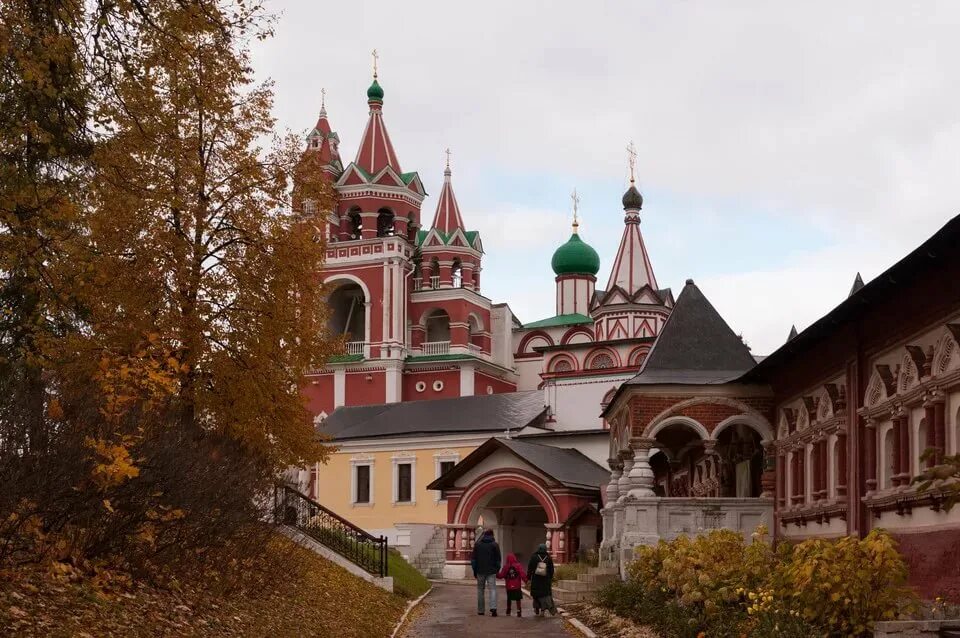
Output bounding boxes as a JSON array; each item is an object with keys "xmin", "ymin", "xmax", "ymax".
[
  {"xmin": 392, "ymin": 452, "xmax": 417, "ymax": 505},
  {"xmin": 415, "ymin": 381, "xmax": 426, "ymax": 393},
  {"xmin": 433, "ymin": 380, "xmax": 445, "ymax": 392},
  {"xmin": 433, "ymin": 449, "xmax": 461, "ymax": 502},
  {"xmin": 350, "ymin": 455, "xmax": 375, "ymax": 506}
]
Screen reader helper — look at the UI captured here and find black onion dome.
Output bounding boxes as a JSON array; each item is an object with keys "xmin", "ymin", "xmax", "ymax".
[{"xmin": 622, "ymin": 184, "xmax": 643, "ymax": 210}]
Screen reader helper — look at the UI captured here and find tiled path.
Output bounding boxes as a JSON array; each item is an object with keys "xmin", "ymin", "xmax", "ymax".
[{"xmin": 400, "ymin": 581, "xmax": 582, "ymax": 637}]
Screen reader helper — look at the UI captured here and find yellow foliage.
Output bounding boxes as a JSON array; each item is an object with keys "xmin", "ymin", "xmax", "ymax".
[
  {"xmin": 628, "ymin": 526, "xmax": 914, "ymax": 636},
  {"xmin": 86, "ymin": 437, "xmax": 140, "ymax": 489}
]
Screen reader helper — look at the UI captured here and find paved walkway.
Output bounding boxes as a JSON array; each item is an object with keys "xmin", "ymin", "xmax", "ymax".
[{"xmin": 401, "ymin": 581, "xmax": 581, "ymax": 637}]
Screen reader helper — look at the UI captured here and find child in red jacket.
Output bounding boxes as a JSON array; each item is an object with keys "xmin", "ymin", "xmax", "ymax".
[{"xmin": 497, "ymin": 553, "xmax": 527, "ymax": 617}]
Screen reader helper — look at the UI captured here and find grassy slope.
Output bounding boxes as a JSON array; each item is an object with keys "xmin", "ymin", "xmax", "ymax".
[
  {"xmin": 388, "ymin": 549, "xmax": 431, "ymax": 599},
  {"xmin": 0, "ymin": 533, "xmax": 407, "ymax": 638}
]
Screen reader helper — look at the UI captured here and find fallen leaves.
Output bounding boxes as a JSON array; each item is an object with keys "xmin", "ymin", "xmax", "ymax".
[{"xmin": 0, "ymin": 532, "xmax": 406, "ymax": 637}]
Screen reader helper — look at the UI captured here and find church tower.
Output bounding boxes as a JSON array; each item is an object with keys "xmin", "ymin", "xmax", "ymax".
[
  {"xmin": 551, "ymin": 191, "xmax": 600, "ymax": 317},
  {"xmin": 302, "ymin": 60, "xmax": 517, "ymax": 418},
  {"xmin": 591, "ymin": 148, "xmax": 672, "ymax": 341}
]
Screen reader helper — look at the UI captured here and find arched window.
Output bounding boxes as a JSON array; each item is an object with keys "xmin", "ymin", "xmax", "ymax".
[
  {"xmin": 348, "ymin": 208, "xmax": 362, "ymax": 240},
  {"xmin": 451, "ymin": 258, "xmax": 463, "ymax": 288},
  {"xmin": 430, "ymin": 257, "xmax": 440, "ymax": 289},
  {"xmin": 376, "ymin": 208, "xmax": 395, "ymax": 237},
  {"xmin": 424, "ymin": 309, "xmax": 451, "ymax": 343},
  {"xmin": 883, "ymin": 426, "xmax": 896, "ymax": 489},
  {"xmin": 551, "ymin": 359, "xmax": 573, "ymax": 373},
  {"xmin": 588, "ymin": 352, "xmax": 615, "ymax": 370},
  {"xmin": 327, "ymin": 282, "xmax": 366, "ymax": 345}
]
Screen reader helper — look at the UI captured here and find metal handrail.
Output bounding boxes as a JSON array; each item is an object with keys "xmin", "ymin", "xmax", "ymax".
[{"xmin": 274, "ymin": 485, "xmax": 388, "ymax": 578}]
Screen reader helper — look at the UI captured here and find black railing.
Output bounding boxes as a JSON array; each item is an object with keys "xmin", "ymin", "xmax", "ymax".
[{"xmin": 274, "ymin": 485, "xmax": 388, "ymax": 578}]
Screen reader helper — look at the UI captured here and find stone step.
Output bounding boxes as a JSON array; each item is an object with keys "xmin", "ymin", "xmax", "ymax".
[
  {"xmin": 579, "ymin": 572, "xmax": 618, "ymax": 585},
  {"xmin": 552, "ymin": 587, "xmax": 596, "ymax": 605},
  {"xmin": 586, "ymin": 567, "xmax": 619, "ymax": 576},
  {"xmin": 554, "ymin": 579, "xmax": 595, "ymax": 592}
]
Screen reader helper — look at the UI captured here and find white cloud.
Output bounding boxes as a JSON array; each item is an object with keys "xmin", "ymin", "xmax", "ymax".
[{"xmin": 252, "ymin": 1, "xmax": 960, "ymax": 353}]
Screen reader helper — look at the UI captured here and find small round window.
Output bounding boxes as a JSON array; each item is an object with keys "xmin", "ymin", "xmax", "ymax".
[
  {"xmin": 415, "ymin": 381, "xmax": 427, "ymax": 393},
  {"xmin": 433, "ymin": 380, "xmax": 444, "ymax": 392}
]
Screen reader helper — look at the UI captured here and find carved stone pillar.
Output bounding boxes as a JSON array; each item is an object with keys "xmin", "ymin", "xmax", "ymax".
[
  {"xmin": 891, "ymin": 415, "xmax": 903, "ymax": 487},
  {"xmin": 925, "ymin": 404, "xmax": 937, "ymax": 470},
  {"xmin": 934, "ymin": 397, "xmax": 946, "ymax": 465},
  {"xmin": 617, "ymin": 448, "xmax": 635, "ymax": 498},
  {"xmin": 627, "ymin": 438, "xmax": 657, "ymax": 498},
  {"xmin": 760, "ymin": 441, "xmax": 776, "ymax": 498},
  {"xmin": 864, "ymin": 420, "xmax": 878, "ymax": 493},
  {"xmin": 836, "ymin": 433, "xmax": 848, "ymax": 497},
  {"xmin": 605, "ymin": 458, "xmax": 623, "ymax": 506}
]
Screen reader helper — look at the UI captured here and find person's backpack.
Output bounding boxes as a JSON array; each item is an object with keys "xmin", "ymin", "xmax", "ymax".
[
  {"xmin": 534, "ymin": 554, "xmax": 548, "ymax": 577},
  {"xmin": 506, "ymin": 565, "xmax": 518, "ymax": 580}
]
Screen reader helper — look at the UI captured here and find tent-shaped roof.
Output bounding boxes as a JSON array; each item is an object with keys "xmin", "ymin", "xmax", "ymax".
[
  {"xmin": 427, "ymin": 437, "xmax": 609, "ymax": 492},
  {"xmin": 625, "ymin": 278, "xmax": 757, "ymax": 385},
  {"xmin": 318, "ymin": 391, "xmax": 547, "ymax": 441}
]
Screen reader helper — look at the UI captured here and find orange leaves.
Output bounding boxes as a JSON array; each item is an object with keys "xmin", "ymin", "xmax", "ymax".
[{"xmin": 86, "ymin": 437, "xmax": 140, "ymax": 490}]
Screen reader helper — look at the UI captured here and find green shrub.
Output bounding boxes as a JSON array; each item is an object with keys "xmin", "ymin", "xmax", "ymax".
[
  {"xmin": 600, "ymin": 526, "xmax": 912, "ymax": 638},
  {"xmin": 553, "ymin": 561, "xmax": 591, "ymax": 582}
]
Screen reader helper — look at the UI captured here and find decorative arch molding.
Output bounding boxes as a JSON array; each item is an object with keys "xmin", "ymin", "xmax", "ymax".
[
  {"xmin": 642, "ymin": 396, "xmax": 774, "ymax": 441},
  {"xmin": 548, "ymin": 353, "xmax": 578, "ymax": 373},
  {"xmin": 517, "ymin": 330, "xmax": 555, "ymax": 355},
  {"xmin": 560, "ymin": 326, "xmax": 594, "ymax": 345},
  {"xmin": 864, "ymin": 368, "xmax": 890, "ymax": 408},
  {"xmin": 712, "ymin": 413, "xmax": 776, "ymax": 443},
  {"xmin": 814, "ymin": 386, "xmax": 834, "ymax": 422},
  {"xmin": 453, "ymin": 469, "xmax": 560, "ymax": 525},
  {"xmin": 628, "ymin": 346, "xmax": 651, "ymax": 367},
  {"xmin": 323, "ymin": 273, "xmax": 371, "ymax": 302},
  {"xmin": 778, "ymin": 411, "xmax": 791, "ymax": 438},
  {"xmin": 418, "ymin": 305, "xmax": 452, "ymax": 326},
  {"xmin": 933, "ymin": 325, "xmax": 960, "ymax": 377},
  {"xmin": 585, "ymin": 347, "xmax": 621, "ymax": 370},
  {"xmin": 898, "ymin": 351, "xmax": 922, "ymax": 394},
  {"xmin": 796, "ymin": 403, "xmax": 810, "ymax": 432},
  {"xmin": 466, "ymin": 311, "xmax": 485, "ymax": 332},
  {"xmin": 647, "ymin": 415, "xmax": 711, "ymax": 441}
]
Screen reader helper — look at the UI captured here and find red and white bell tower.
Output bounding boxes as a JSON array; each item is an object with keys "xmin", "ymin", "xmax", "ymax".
[{"xmin": 301, "ymin": 66, "xmax": 517, "ymax": 418}]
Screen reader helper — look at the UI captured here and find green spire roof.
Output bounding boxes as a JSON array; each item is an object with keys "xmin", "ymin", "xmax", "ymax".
[
  {"xmin": 551, "ymin": 232, "xmax": 600, "ymax": 276},
  {"xmin": 367, "ymin": 78, "xmax": 384, "ymax": 101}
]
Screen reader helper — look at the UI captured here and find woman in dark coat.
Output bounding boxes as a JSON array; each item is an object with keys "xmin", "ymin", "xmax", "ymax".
[{"xmin": 526, "ymin": 543, "xmax": 556, "ymax": 616}]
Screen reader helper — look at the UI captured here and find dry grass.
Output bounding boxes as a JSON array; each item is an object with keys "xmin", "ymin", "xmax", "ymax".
[
  {"xmin": 564, "ymin": 602, "xmax": 661, "ymax": 638},
  {"xmin": 0, "ymin": 532, "xmax": 406, "ymax": 637}
]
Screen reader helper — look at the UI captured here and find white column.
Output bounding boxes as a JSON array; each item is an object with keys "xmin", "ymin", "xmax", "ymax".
[
  {"xmin": 385, "ymin": 363, "xmax": 400, "ymax": 403},
  {"xmin": 333, "ymin": 368, "xmax": 346, "ymax": 408},
  {"xmin": 459, "ymin": 363, "xmax": 475, "ymax": 397},
  {"xmin": 627, "ymin": 438, "xmax": 656, "ymax": 498}
]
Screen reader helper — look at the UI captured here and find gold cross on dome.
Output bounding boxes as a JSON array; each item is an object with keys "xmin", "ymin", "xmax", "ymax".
[
  {"xmin": 445, "ymin": 147, "xmax": 451, "ymax": 169},
  {"xmin": 626, "ymin": 140, "xmax": 638, "ymax": 183},
  {"xmin": 372, "ymin": 49, "xmax": 379, "ymax": 78},
  {"xmin": 571, "ymin": 188, "xmax": 581, "ymax": 229}
]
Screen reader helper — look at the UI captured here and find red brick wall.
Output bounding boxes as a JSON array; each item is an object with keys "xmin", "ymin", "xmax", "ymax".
[
  {"xmin": 476, "ymin": 371, "xmax": 516, "ymax": 395},
  {"xmin": 628, "ymin": 394, "xmax": 775, "ymax": 437},
  {"xmin": 402, "ymin": 369, "xmax": 461, "ymax": 401},
  {"xmin": 301, "ymin": 374, "xmax": 335, "ymax": 415},
  {"xmin": 345, "ymin": 369, "xmax": 385, "ymax": 405},
  {"xmin": 895, "ymin": 529, "xmax": 960, "ymax": 601}
]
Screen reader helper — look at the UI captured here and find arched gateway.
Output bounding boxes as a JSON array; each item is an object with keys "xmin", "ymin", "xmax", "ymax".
[{"xmin": 428, "ymin": 438, "xmax": 606, "ymax": 579}]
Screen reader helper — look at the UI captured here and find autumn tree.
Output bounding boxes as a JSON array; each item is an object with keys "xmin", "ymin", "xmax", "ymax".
[
  {"xmin": 82, "ymin": 0, "xmax": 336, "ymax": 467},
  {"xmin": 0, "ymin": 0, "xmax": 90, "ymax": 463}
]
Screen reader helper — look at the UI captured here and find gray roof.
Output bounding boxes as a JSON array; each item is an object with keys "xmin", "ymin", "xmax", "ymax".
[
  {"xmin": 318, "ymin": 391, "xmax": 547, "ymax": 441},
  {"xmin": 499, "ymin": 439, "xmax": 609, "ymax": 489},
  {"xmin": 427, "ymin": 437, "xmax": 609, "ymax": 492},
  {"xmin": 626, "ymin": 279, "xmax": 757, "ymax": 385}
]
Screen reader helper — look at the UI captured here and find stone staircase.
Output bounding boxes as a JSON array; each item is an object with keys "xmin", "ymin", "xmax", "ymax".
[
  {"xmin": 552, "ymin": 565, "xmax": 620, "ymax": 605},
  {"xmin": 411, "ymin": 526, "xmax": 446, "ymax": 579}
]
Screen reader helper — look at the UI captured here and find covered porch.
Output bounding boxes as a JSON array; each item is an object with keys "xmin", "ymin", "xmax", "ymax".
[{"xmin": 427, "ymin": 437, "xmax": 606, "ymax": 579}]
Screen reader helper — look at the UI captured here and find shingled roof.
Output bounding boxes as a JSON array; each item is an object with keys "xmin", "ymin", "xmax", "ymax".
[
  {"xmin": 426, "ymin": 437, "xmax": 609, "ymax": 492},
  {"xmin": 625, "ymin": 279, "xmax": 757, "ymax": 385},
  {"xmin": 317, "ymin": 391, "xmax": 547, "ymax": 441}
]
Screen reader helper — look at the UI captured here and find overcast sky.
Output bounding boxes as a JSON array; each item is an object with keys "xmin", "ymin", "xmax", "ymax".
[{"xmin": 253, "ymin": 1, "xmax": 960, "ymax": 354}]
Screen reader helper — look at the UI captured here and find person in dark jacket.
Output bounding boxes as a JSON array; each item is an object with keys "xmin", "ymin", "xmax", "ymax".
[
  {"xmin": 526, "ymin": 543, "xmax": 556, "ymax": 616},
  {"xmin": 471, "ymin": 529, "xmax": 502, "ymax": 616}
]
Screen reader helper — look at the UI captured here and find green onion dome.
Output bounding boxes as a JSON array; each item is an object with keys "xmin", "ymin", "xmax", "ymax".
[
  {"xmin": 367, "ymin": 79, "xmax": 384, "ymax": 101},
  {"xmin": 551, "ymin": 231, "xmax": 600, "ymax": 276}
]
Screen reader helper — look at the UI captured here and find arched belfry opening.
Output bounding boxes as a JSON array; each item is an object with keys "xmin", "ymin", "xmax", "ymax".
[
  {"xmin": 347, "ymin": 207, "xmax": 362, "ymax": 240},
  {"xmin": 451, "ymin": 258, "xmax": 463, "ymax": 288},
  {"xmin": 376, "ymin": 207, "xmax": 395, "ymax": 237},
  {"xmin": 424, "ymin": 309, "xmax": 451, "ymax": 344},
  {"xmin": 328, "ymin": 282, "xmax": 367, "ymax": 348}
]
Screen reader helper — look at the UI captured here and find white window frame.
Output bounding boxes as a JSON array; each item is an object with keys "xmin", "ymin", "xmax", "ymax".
[
  {"xmin": 392, "ymin": 452, "xmax": 417, "ymax": 505},
  {"xmin": 433, "ymin": 450, "xmax": 461, "ymax": 502},
  {"xmin": 350, "ymin": 455, "xmax": 374, "ymax": 507}
]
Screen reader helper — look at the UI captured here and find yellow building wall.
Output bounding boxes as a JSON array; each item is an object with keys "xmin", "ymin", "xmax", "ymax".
[{"xmin": 314, "ymin": 445, "xmax": 478, "ymax": 532}]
